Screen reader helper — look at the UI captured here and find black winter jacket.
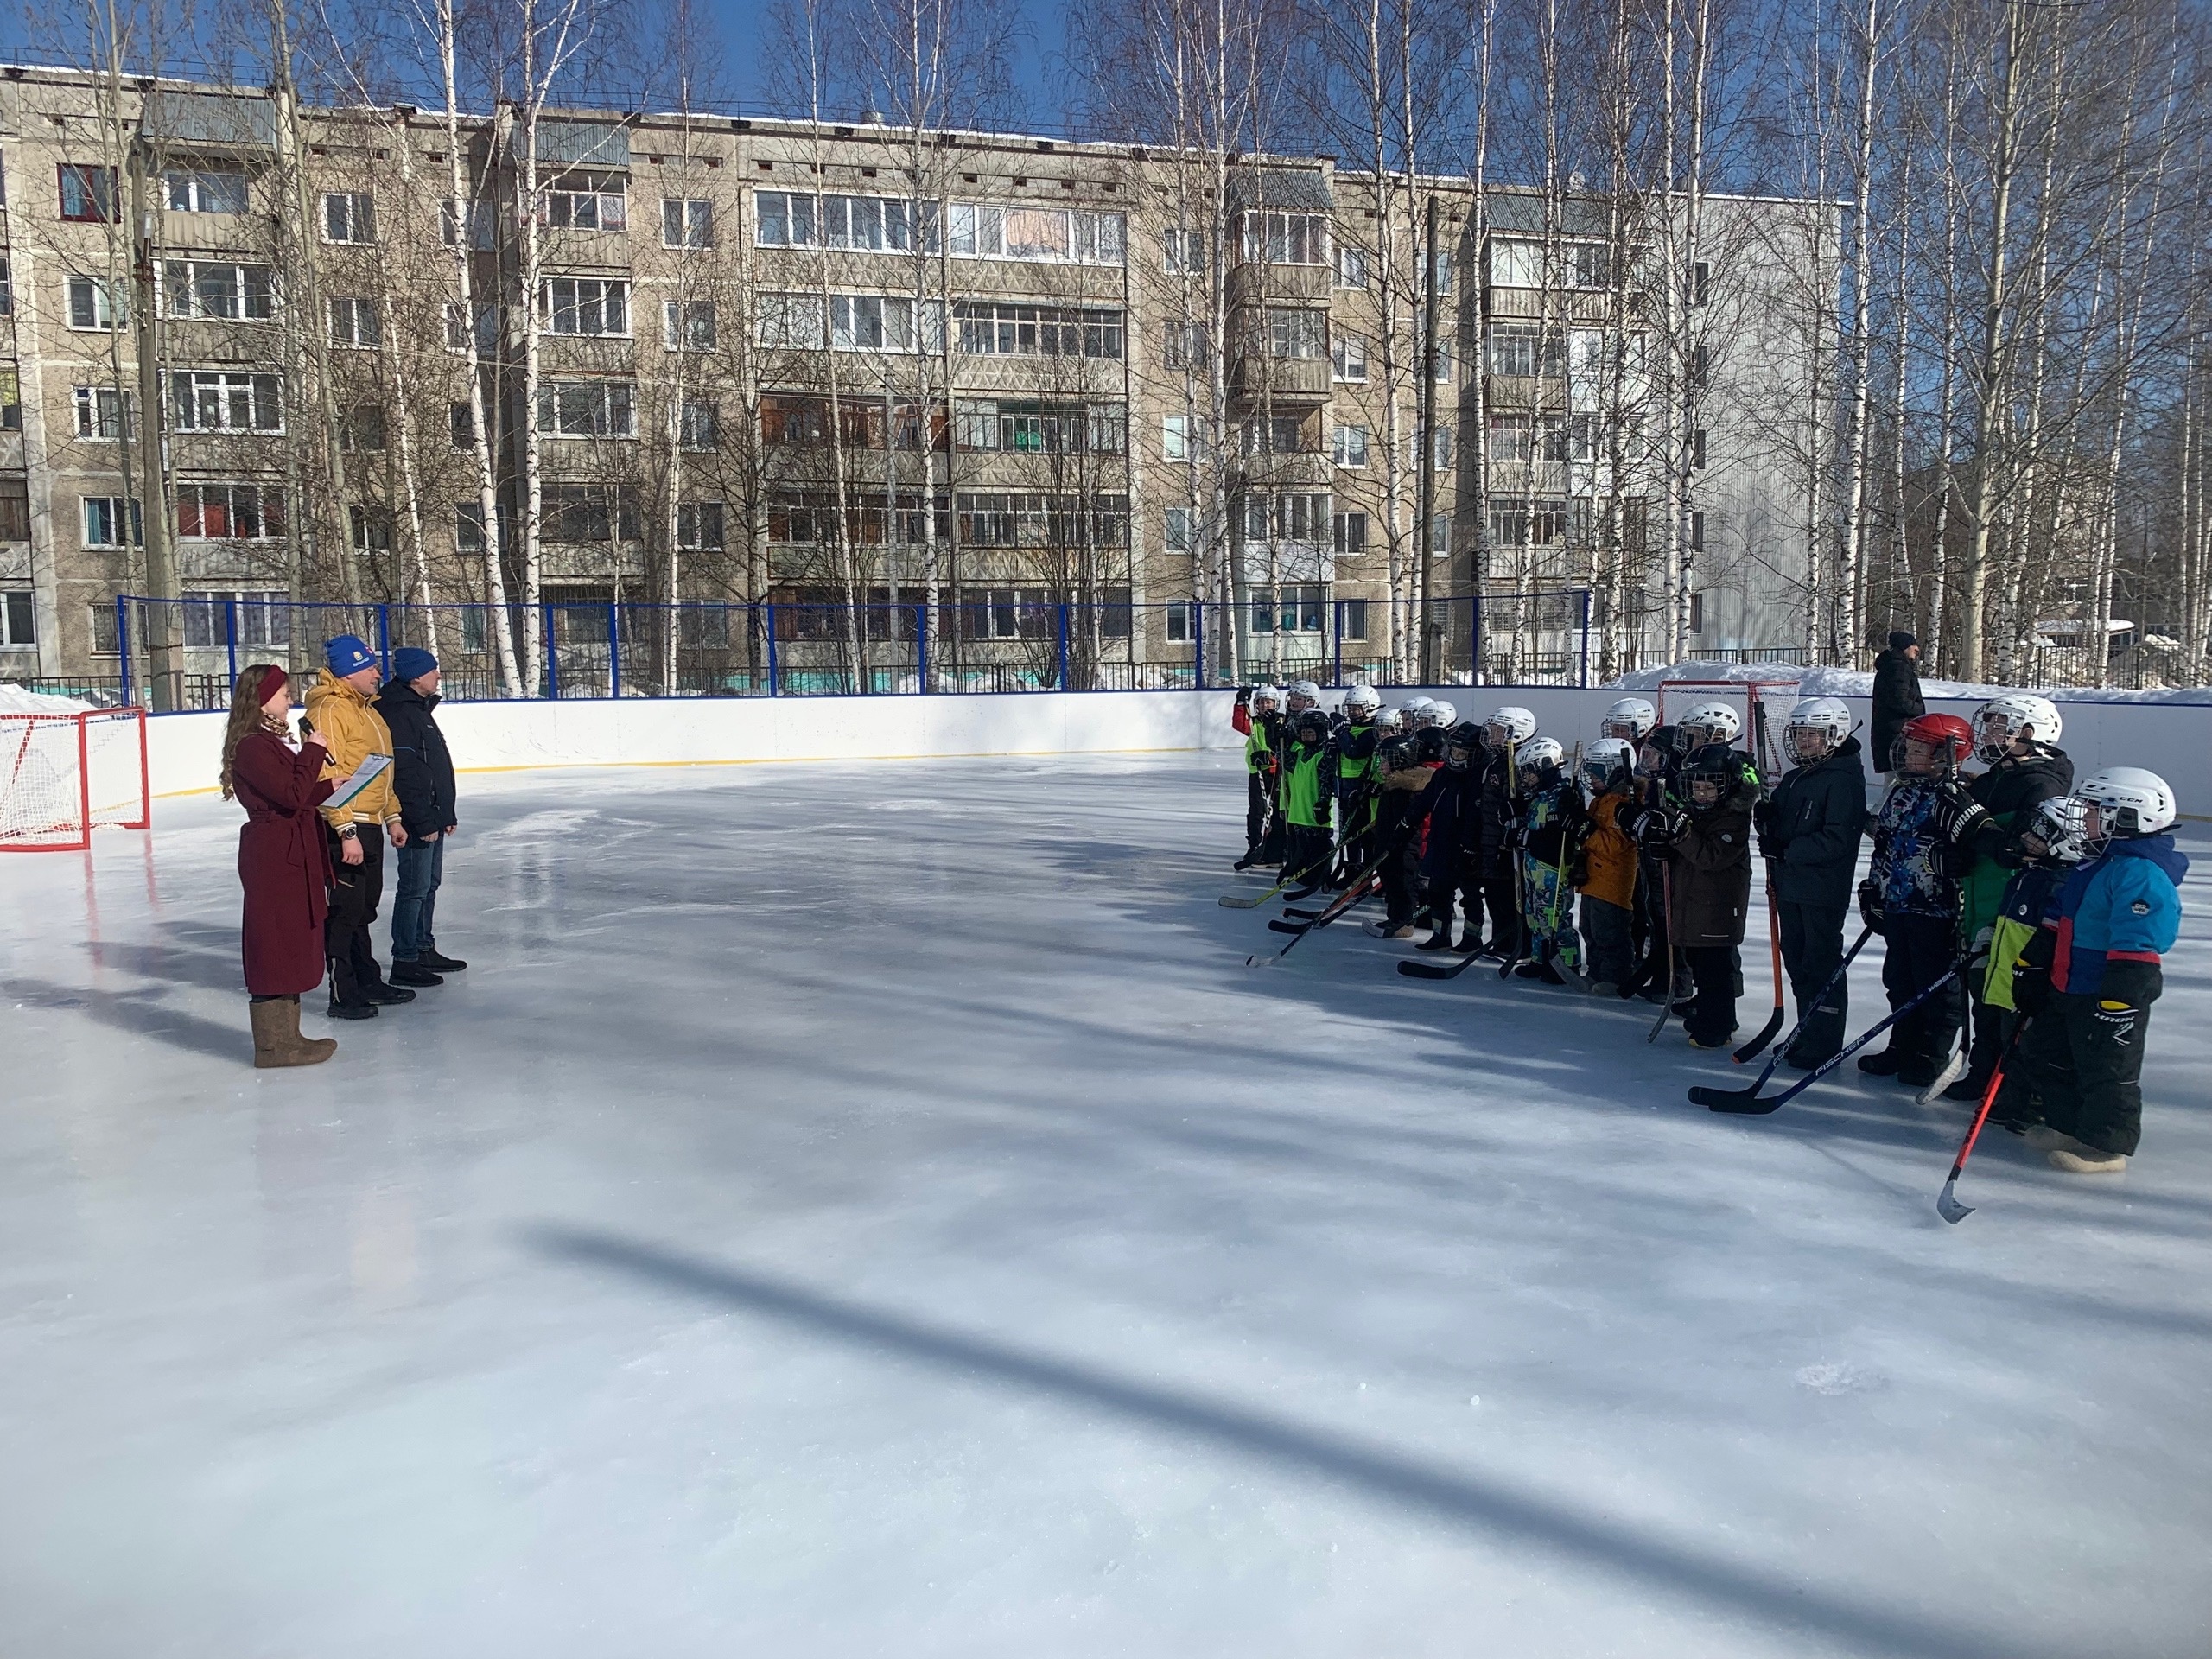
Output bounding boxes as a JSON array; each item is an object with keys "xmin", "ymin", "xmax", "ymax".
[
  {"xmin": 1763, "ymin": 736, "xmax": 1869, "ymax": 909},
  {"xmin": 374, "ymin": 678, "xmax": 458, "ymax": 839},
  {"xmin": 1961, "ymin": 745, "xmax": 2074, "ymax": 858},
  {"xmin": 1476, "ymin": 747, "xmax": 1517, "ymax": 862},
  {"xmin": 1870, "ymin": 648, "xmax": 1925, "ymax": 771}
]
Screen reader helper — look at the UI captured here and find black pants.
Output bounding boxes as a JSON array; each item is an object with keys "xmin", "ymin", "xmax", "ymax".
[
  {"xmin": 1962, "ymin": 988, "xmax": 2012, "ymax": 1090},
  {"xmin": 1580, "ymin": 896, "xmax": 1634, "ymax": 986},
  {"xmin": 1480, "ymin": 858, "xmax": 1522, "ymax": 959},
  {"xmin": 1878, "ymin": 912, "xmax": 1965, "ymax": 1067},
  {"xmin": 1245, "ymin": 772, "xmax": 1271, "ymax": 850},
  {"xmin": 1285, "ymin": 823, "xmax": 1332, "ymax": 887},
  {"xmin": 1777, "ymin": 899, "xmax": 1851, "ymax": 1065},
  {"xmin": 2000, "ymin": 992, "xmax": 2155, "ymax": 1156},
  {"xmin": 1638, "ymin": 850, "xmax": 1688, "ymax": 996},
  {"xmin": 1422, "ymin": 851, "xmax": 1480, "ymax": 944},
  {"xmin": 1684, "ymin": 944, "xmax": 1739, "ymax": 1046},
  {"xmin": 325, "ymin": 822, "xmax": 388, "ymax": 1008}
]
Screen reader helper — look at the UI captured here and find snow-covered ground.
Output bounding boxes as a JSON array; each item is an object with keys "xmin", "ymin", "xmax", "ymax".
[{"xmin": 3, "ymin": 754, "xmax": 2209, "ymax": 1658}]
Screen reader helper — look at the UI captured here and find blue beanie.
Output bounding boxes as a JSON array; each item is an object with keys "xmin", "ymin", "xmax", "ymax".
[
  {"xmin": 391, "ymin": 646, "xmax": 439, "ymax": 683},
  {"xmin": 325, "ymin": 634, "xmax": 377, "ymax": 677}
]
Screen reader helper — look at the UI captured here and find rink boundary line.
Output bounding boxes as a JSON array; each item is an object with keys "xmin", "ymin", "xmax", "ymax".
[{"xmin": 143, "ymin": 743, "xmax": 1230, "ymax": 800}]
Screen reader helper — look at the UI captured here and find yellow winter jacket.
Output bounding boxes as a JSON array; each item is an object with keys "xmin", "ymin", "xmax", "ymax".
[{"xmin": 304, "ymin": 669, "xmax": 399, "ymax": 829}]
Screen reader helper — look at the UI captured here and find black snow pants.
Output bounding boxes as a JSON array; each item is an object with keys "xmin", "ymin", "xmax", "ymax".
[
  {"xmin": 325, "ymin": 822, "xmax": 389, "ymax": 1010},
  {"xmin": 1245, "ymin": 772, "xmax": 1272, "ymax": 851},
  {"xmin": 1777, "ymin": 899, "xmax": 1852, "ymax": 1066},
  {"xmin": 1877, "ymin": 912, "xmax": 1966, "ymax": 1069},
  {"xmin": 1684, "ymin": 944, "xmax": 1739, "ymax": 1046},
  {"xmin": 1999, "ymin": 989, "xmax": 2156, "ymax": 1156}
]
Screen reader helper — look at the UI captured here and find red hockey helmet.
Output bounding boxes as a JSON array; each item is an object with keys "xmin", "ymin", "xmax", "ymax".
[{"xmin": 1897, "ymin": 712, "xmax": 1973, "ymax": 772}]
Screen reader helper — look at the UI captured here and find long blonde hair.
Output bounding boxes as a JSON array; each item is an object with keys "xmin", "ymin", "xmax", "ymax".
[{"xmin": 219, "ymin": 664, "xmax": 288, "ymax": 800}]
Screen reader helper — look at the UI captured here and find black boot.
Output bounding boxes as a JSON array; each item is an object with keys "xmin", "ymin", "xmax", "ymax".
[
  {"xmin": 326, "ymin": 953, "xmax": 378, "ymax": 1020},
  {"xmin": 1857, "ymin": 1047, "xmax": 1904, "ymax": 1077},
  {"xmin": 390, "ymin": 961, "xmax": 444, "ymax": 988},
  {"xmin": 417, "ymin": 946, "xmax": 467, "ymax": 973}
]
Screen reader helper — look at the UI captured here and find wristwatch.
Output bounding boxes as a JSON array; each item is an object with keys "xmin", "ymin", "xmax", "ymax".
[{"xmin": 337, "ymin": 824, "xmax": 359, "ymax": 841}]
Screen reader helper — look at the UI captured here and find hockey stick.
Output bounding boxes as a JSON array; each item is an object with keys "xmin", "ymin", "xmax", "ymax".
[
  {"xmin": 1695, "ymin": 949, "xmax": 1985, "ymax": 1116},
  {"xmin": 1218, "ymin": 839, "xmax": 1338, "ymax": 908},
  {"xmin": 1914, "ymin": 1046, "xmax": 1970, "ymax": 1106},
  {"xmin": 1269, "ymin": 877, "xmax": 1378, "ymax": 931},
  {"xmin": 1397, "ymin": 948, "xmax": 1482, "ymax": 980},
  {"xmin": 1936, "ymin": 1020, "xmax": 2031, "ymax": 1224},
  {"xmin": 1246, "ymin": 842, "xmax": 1402, "ymax": 966},
  {"xmin": 1719, "ymin": 924, "xmax": 1876, "ymax": 1096},
  {"xmin": 1733, "ymin": 869, "xmax": 1788, "ymax": 1062},
  {"xmin": 1646, "ymin": 861, "xmax": 1675, "ymax": 1042}
]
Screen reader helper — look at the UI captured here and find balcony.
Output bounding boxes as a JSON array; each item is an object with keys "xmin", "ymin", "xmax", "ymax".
[{"xmin": 1230, "ymin": 354, "xmax": 1331, "ymax": 404}]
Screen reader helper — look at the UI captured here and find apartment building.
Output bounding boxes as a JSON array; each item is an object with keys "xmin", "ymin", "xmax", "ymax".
[{"xmin": 0, "ymin": 65, "xmax": 1827, "ymax": 700}]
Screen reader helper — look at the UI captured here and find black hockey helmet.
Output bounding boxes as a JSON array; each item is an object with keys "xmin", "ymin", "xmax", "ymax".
[
  {"xmin": 1683, "ymin": 741, "xmax": 1739, "ymax": 805},
  {"xmin": 1379, "ymin": 734, "xmax": 1424, "ymax": 773},
  {"xmin": 1444, "ymin": 720, "xmax": 1484, "ymax": 771},
  {"xmin": 1412, "ymin": 725, "xmax": 1450, "ymax": 765},
  {"xmin": 1638, "ymin": 723, "xmax": 1681, "ymax": 777},
  {"xmin": 1293, "ymin": 707, "xmax": 1332, "ymax": 745}
]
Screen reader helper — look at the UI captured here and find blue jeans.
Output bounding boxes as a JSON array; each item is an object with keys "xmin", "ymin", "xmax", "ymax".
[{"xmin": 391, "ymin": 835, "xmax": 444, "ymax": 963}]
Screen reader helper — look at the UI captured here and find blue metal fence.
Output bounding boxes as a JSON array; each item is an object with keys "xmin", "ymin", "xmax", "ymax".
[{"xmin": 109, "ymin": 590, "xmax": 1601, "ymax": 709}]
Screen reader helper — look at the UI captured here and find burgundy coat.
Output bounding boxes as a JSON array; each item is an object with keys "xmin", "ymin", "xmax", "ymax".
[{"xmin": 234, "ymin": 730, "xmax": 335, "ymax": 995}]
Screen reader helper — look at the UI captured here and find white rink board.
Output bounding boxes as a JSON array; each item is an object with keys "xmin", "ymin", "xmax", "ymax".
[{"xmin": 138, "ymin": 684, "xmax": 2212, "ymax": 815}]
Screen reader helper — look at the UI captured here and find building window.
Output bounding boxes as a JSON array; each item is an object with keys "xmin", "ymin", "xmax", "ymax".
[
  {"xmin": 449, "ymin": 402, "xmax": 476, "ymax": 448},
  {"xmin": 0, "ymin": 482, "xmax": 26, "ymax": 541},
  {"xmin": 754, "ymin": 291, "xmax": 945, "ymax": 353},
  {"xmin": 444, "ymin": 302, "xmax": 498, "ymax": 353},
  {"xmin": 339, "ymin": 404, "xmax": 387, "ymax": 452},
  {"xmin": 956, "ymin": 492, "xmax": 1128, "ymax": 550},
  {"xmin": 0, "ymin": 257, "xmax": 12, "ymax": 315},
  {"xmin": 59, "ymin": 164, "xmax": 118, "ymax": 222},
  {"xmin": 955, "ymin": 301, "xmax": 1122, "ymax": 359},
  {"xmin": 1265, "ymin": 308, "xmax": 1325, "ymax": 360},
  {"xmin": 957, "ymin": 400, "xmax": 1122, "ymax": 454},
  {"xmin": 327, "ymin": 296, "xmax": 381, "ymax": 348},
  {"xmin": 1427, "ymin": 514, "xmax": 1450, "ymax": 555},
  {"xmin": 0, "ymin": 589, "xmax": 34, "ymax": 646},
  {"xmin": 543, "ymin": 484, "xmax": 640, "ymax": 542},
  {"xmin": 170, "ymin": 371, "xmax": 284, "ymax": 433},
  {"xmin": 1161, "ymin": 415, "xmax": 1195, "ymax": 461},
  {"xmin": 73, "ymin": 385, "xmax": 135, "ymax": 440},
  {"xmin": 1163, "ymin": 228, "xmax": 1205, "ymax": 274},
  {"xmin": 758, "ymin": 191, "xmax": 934, "ymax": 252},
  {"xmin": 1332, "ymin": 424, "xmax": 1369, "ymax": 468},
  {"xmin": 1694, "ymin": 260, "xmax": 1711, "ymax": 305},
  {"xmin": 1431, "ymin": 335, "xmax": 1452, "ymax": 383},
  {"xmin": 1340, "ymin": 598, "xmax": 1369, "ymax": 639},
  {"xmin": 1243, "ymin": 414, "xmax": 1313, "ymax": 455},
  {"xmin": 1331, "ymin": 332, "xmax": 1368, "ymax": 383},
  {"xmin": 662, "ymin": 198, "xmax": 713, "ymax": 248},
  {"xmin": 1245, "ymin": 492, "xmax": 1331, "ymax": 543},
  {"xmin": 1165, "ymin": 506, "xmax": 1194, "ymax": 551},
  {"xmin": 179, "ymin": 590, "xmax": 290, "ymax": 648},
  {"xmin": 321, "ymin": 191, "xmax": 377, "ymax": 244},
  {"xmin": 544, "ymin": 176, "xmax": 626, "ymax": 232},
  {"xmin": 1692, "ymin": 428, "xmax": 1708, "ymax": 468},
  {"xmin": 677, "ymin": 501, "xmax": 725, "ymax": 550},
  {"xmin": 1162, "ymin": 321, "xmax": 1210, "ymax": 370},
  {"xmin": 1429, "ymin": 249, "xmax": 1454, "ymax": 294},
  {"xmin": 82, "ymin": 496, "xmax": 143, "ymax": 548},
  {"xmin": 543, "ymin": 276, "xmax": 629, "ymax": 337},
  {"xmin": 1419, "ymin": 423, "xmax": 1454, "ymax": 469},
  {"xmin": 65, "ymin": 276, "xmax": 125, "ymax": 330},
  {"xmin": 1240, "ymin": 211, "xmax": 1327, "ymax": 266},
  {"xmin": 679, "ymin": 399, "xmax": 720, "ymax": 450},
  {"xmin": 1165, "ymin": 599, "xmax": 1194, "ymax": 641},
  {"xmin": 162, "ymin": 258, "xmax": 276, "ymax": 321},
  {"xmin": 1690, "ymin": 510, "xmax": 1706, "ymax": 551},
  {"xmin": 177, "ymin": 483, "xmax": 284, "ymax": 540},
  {"xmin": 164, "ymin": 167, "xmax": 249, "ymax": 214},
  {"xmin": 1249, "ymin": 584, "xmax": 1326, "ymax": 633},
  {"xmin": 1487, "ymin": 324, "xmax": 1565, "ymax": 378},
  {"xmin": 1332, "ymin": 511, "xmax": 1368, "ymax": 555},
  {"xmin": 441, "ymin": 200, "xmax": 495, "ymax": 249},
  {"xmin": 1335, "ymin": 245, "xmax": 1368, "ymax": 289},
  {"xmin": 663, "ymin": 298, "xmax": 715, "ymax": 351},
  {"xmin": 350, "ymin": 507, "xmax": 392, "ymax": 553},
  {"xmin": 1688, "ymin": 591, "xmax": 1704, "ymax": 632},
  {"xmin": 537, "ymin": 378, "xmax": 636, "ymax": 438},
  {"xmin": 946, "ymin": 202, "xmax": 1124, "ymax": 265}
]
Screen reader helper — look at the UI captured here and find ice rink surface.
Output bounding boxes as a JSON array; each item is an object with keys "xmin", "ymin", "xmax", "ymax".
[{"xmin": 3, "ymin": 753, "xmax": 2209, "ymax": 1659}]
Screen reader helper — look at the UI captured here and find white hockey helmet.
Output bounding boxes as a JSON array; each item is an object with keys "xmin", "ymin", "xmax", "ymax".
[
  {"xmin": 1515, "ymin": 734, "xmax": 1566, "ymax": 782},
  {"xmin": 1372, "ymin": 706, "xmax": 1402, "ymax": 733},
  {"xmin": 1342, "ymin": 683, "xmax": 1382, "ymax": 718},
  {"xmin": 2022, "ymin": 795, "xmax": 2089, "ymax": 863},
  {"xmin": 1250, "ymin": 683, "xmax": 1282, "ymax": 709},
  {"xmin": 2075, "ymin": 767, "xmax": 2177, "ymax": 841},
  {"xmin": 1424, "ymin": 699, "xmax": 1458, "ymax": 729},
  {"xmin": 1286, "ymin": 679, "xmax": 1323, "ymax": 709},
  {"xmin": 1783, "ymin": 696, "xmax": 1853, "ymax": 765},
  {"xmin": 1973, "ymin": 693, "xmax": 2063, "ymax": 764},
  {"xmin": 1581, "ymin": 736, "xmax": 1635, "ymax": 792},
  {"xmin": 1676, "ymin": 698, "xmax": 1743, "ymax": 747},
  {"xmin": 1485, "ymin": 705, "xmax": 1537, "ymax": 746},
  {"xmin": 1601, "ymin": 696, "xmax": 1657, "ymax": 741},
  {"xmin": 1397, "ymin": 696, "xmax": 1433, "ymax": 728}
]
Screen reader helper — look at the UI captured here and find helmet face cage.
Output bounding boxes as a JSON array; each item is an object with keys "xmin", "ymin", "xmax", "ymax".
[
  {"xmin": 1974, "ymin": 694, "xmax": 2062, "ymax": 764},
  {"xmin": 1601, "ymin": 698, "xmax": 1656, "ymax": 742},
  {"xmin": 2024, "ymin": 796, "xmax": 2088, "ymax": 861},
  {"xmin": 1344, "ymin": 685, "xmax": 1381, "ymax": 718},
  {"xmin": 2075, "ymin": 767, "xmax": 2177, "ymax": 841},
  {"xmin": 1581, "ymin": 738, "xmax": 1634, "ymax": 793},
  {"xmin": 1675, "ymin": 701, "xmax": 1742, "ymax": 749},
  {"xmin": 1783, "ymin": 699, "xmax": 1851, "ymax": 766},
  {"xmin": 1294, "ymin": 709, "xmax": 1331, "ymax": 743},
  {"xmin": 1426, "ymin": 701, "xmax": 1458, "ymax": 729}
]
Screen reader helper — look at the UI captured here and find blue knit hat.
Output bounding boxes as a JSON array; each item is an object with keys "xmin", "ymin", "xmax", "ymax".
[
  {"xmin": 325, "ymin": 634, "xmax": 377, "ymax": 677},
  {"xmin": 391, "ymin": 646, "xmax": 439, "ymax": 683}
]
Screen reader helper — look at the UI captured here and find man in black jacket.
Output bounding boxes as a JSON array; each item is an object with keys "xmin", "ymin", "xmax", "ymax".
[
  {"xmin": 1757, "ymin": 698, "xmax": 1868, "ymax": 1067},
  {"xmin": 1870, "ymin": 631, "xmax": 1924, "ymax": 775},
  {"xmin": 377, "ymin": 648, "xmax": 467, "ymax": 987}
]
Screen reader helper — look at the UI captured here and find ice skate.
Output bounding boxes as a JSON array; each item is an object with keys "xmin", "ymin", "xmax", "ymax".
[{"xmin": 2048, "ymin": 1147, "xmax": 2128, "ymax": 1175}]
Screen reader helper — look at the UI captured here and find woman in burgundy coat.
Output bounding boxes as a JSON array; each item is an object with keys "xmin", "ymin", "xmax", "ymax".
[{"xmin": 221, "ymin": 664, "xmax": 340, "ymax": 1068}]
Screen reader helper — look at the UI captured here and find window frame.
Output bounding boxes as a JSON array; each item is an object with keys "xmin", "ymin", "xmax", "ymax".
[
  {"xmin": 321, "ymin": 191, "xmax": 378, "ymax": 245},
  {"xmin": 168, "ymin": 369, "xmax": 286, "ymax": 435},
  {"xmin": 59, "ymin": 163, "xmax": 118, "ymax": 223},
  {"xmin": 536, "ymin": 378, "xmax": 639, "ymax": 440}
]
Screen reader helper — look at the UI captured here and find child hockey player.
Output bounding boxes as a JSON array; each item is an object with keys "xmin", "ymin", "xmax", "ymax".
[
  {"xmin": 1278, "ymin": 705, "xmax": 1338, "ymax": 897},
  {"xmin": 1649, "ymin": 742, "xmax": 1758, "ymax": 1047},
  {"xmin": 1413, "ymin": 721, "xmax": 1484, "ymax": 951},
  {"xmin": 1756, "ymin": 697, "xmax": 1867, "ymax": 1069},
  {"xmin": 1231, "ymin": 684, "xmax": 1284, "ymax": 870},
  {"xmin": 1978, "ymin": 795, "xmax": 2087, "ymax": 1135},
  {"xmin": 1367, "ymin": 728, "xmax": 1441, "ymax": 938},
  {"xmin": 1333, "ymin": 684, "xmax": 1384, "ymax": 887},
  {"xmin": 1858, "ymin": 712, "xmax": 1974, "ymax": 1088},
  {"xmin": 1574, "ymin": 738, "xmax": 1639, "ymax": 994},
  {"xmin": 2001, "ymin": 769, "xmax": 2187, "ymax": 1175},
  {"xmin": 1511, "ymin": 735, "xmax": 1583, "ymax": 983},
  {"xmin": 1630, "ymin": 724, "xmax": 1686, "ymax": 1001},
  {"xmin": 1931, "ymin": 693, "xmax": 2072, "ymax": 1099},
  {"xmin": 1477, "ymin": 707, "xmax": 1535, "ymax": 961}
]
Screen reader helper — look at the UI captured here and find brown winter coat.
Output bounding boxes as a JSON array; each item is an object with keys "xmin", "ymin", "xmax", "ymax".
[
  {"xmin": 1666, "ymin": 782, "xmax": 1758, "ymax": 949},
  {"xmin": 1577, "ymin": 790, "xmax": 1638, "ymax": 909},
  {"xmin": 235, "ymin": 729, "xmax": 335, "ymax": 995}
]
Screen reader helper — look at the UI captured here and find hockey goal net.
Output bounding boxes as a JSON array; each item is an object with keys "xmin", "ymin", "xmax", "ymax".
[
  {"xmin": 1657, "ymin": 678, "xmax": 1802, "ymax": 779},
  {"xmin": 0, "ymin": 709, "xmax": 151, "ymax": 851}
]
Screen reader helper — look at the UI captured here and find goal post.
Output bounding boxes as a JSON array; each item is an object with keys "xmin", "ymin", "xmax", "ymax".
[
  {"xmin": 0, "ymin": 709, "xmax": 151, "ymax": 852},
  {"xmin": 1656, "ymin": 677, "xmax": 1803, "ymax": 779}
]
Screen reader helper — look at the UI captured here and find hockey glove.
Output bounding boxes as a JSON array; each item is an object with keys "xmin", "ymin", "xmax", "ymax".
[
  {"xmin": 1857, "ymin": 878, "xmax": 1886, "ymax": 932},
  {"xmin": 1933, "ymin": 783, "xmax": 1989, "ymax": 846}
]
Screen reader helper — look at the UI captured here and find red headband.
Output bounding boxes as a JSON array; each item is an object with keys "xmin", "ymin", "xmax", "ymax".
[{"xmin": 257, "ymin": 665, "xmax": 289, "ymax": 704}]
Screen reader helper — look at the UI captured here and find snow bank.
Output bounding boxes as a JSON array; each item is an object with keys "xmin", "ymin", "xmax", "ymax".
[
  {"xmin": 1609, "ymin": 659, "xmax": 2212, "ymax": 706},
  {"xmin": 0, "ymin": 683, "xmax": 92, "ymax": 715}
]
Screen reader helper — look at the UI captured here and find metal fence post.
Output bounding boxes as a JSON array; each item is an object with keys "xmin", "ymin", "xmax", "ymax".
[
  {"xmin": 1332, "ymin": 600, "xmax": 1344, "ymax": 688},
  {"xmin": 376, "ymin": 604, "xmax": 391, "ymax": 678},
  {"xmin": 543, "ymin": 604, "xmax": 559, "ymax": 699},
  {"xmin": 117, "ymin": 596, "xmax": 132, "ymax": 705},
  {"xmin": 1055, "ymin": 602, "xmax": 1071, "ymax": 692},
  {"xmin": 224, "ymin": 597, "xmax": 238, "ymax": 691},
  {"xmin": 766, "ymin": 603, "xmax": 780, "ymax": 696},
  {"xmin": 1471, "ymin": 593, "xmax": 1484, "ymax": 687},
  {"xmin": 1192, "ymin": 600, "xmax": 1205, "ymax": 690},
  {"xmin": 1579, "ymin": 588, "xmax": 1592, "ymax": 688},
  {"xmin": 916, "ymin": 601, "xmax": 929, "ymax": 693},
  {"xmin": 607, "ymin": 601, "xmax": 621, "ymax": 699}
]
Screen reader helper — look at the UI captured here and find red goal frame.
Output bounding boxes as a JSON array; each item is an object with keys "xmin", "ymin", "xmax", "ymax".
[
  {"xmin": 1656, "ymin": 677, "xmax": 1802, "ymax": 778},
  {"xmin": 0, "ymin": 708, "xmax": 152, "ymax": 852}
]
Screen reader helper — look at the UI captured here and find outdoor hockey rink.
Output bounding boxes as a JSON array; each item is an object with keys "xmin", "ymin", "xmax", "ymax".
[{"xmin": 3, "ymin": 753, "xmax": 2209, "ymax": 1657}]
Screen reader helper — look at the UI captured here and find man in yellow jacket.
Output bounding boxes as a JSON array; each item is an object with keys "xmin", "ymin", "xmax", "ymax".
[{"xmin": 304, "ymin": 634, "xmax": 413, "ymax": 1020}]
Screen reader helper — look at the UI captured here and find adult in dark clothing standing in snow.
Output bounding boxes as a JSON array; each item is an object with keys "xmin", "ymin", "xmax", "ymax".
[
  {"xmin": 1870, "ymin": 631, "xmax": 1925, "ymax": 774},
  {"xmin": 1756, "ymin": 698, "xmax": 1867, "ymax": 1068},
  {"xmin": 377, "ymin": 648, "xmax": 468, "ymax": 988},
  {"xmin": 221, "ymin": 664, "xmax": 340, "ymax": 1068}
]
